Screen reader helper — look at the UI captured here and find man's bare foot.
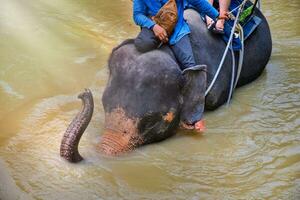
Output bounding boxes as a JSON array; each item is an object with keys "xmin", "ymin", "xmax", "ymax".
[
  {"xmin": 179, "ymin": 121, "xmax": 194, "ymax": 130},
  {"xmin": 194, "ymin": 119, "xmax": 206, "ymax": 133},
  {"xmin": 179, "ymin": 119, "xmax": 206, "ymax": 133}
]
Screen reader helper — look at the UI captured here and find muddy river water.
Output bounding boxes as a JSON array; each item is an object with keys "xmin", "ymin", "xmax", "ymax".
[{"xmin": 0, "ymin": 0, "xmax": 299, "ymax": 199}]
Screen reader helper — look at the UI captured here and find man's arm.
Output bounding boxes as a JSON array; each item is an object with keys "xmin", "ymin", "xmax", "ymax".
[
  {"xmin": 219, "ymin": 0, "xmax": 231, "ymax": 16},
  {"xmin": 187, "ymin": 0, "xmax": 219, "ymax": 20},
  {"xmin": 133, "ymin": 0, "xmax": 155, "ymax": 29},
  {"xmin": 133, "ymin": 0, "xmax": 168, "ymax": 43}
]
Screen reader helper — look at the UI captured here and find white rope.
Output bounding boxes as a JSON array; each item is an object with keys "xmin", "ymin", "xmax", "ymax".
[
  {"xmin": 227, "ymin": 46, "xmax": 236, "ymax": 105},
  {"xmin": 233, "ymin": 24, "xmax": 244, "ymax": 90},
  {"xmin": 227, "ymin": 2, "xmax": 243, "ymax": 15},
  {"xmin": 229, "ymin": 0, "xmax": 261, "ymax": 15}
]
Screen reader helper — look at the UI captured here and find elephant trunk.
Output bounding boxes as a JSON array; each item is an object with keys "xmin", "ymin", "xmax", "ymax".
[{"xmin": 60, "ymin": 89, "xmax": 94, "ymax": 163}]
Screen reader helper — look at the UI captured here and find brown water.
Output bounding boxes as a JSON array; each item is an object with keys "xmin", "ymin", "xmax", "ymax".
[{"xmin": 0, "ymin": 0, "xmax": 299, "ymax": 199}]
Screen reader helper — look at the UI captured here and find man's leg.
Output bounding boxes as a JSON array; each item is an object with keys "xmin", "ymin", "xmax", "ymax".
[
  {"xmin": 170, "ymin": 35, "xmax": 196, "ymax": 70},
  {"xmin": 134, "ymin": 27, "xmax": 160, "ymax": 53},
  {"xmin": 170, "ymin": 35, "xmax": 206, "ymax": 133}
]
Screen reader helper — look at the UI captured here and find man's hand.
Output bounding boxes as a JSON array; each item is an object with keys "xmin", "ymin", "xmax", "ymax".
[
  {"xmin": 152, "ymin": 24, "xmax": 168, "ymax": 43},
  {"xmin": 218, "ymin": 11, "xmax": 229, "ymax": 20}
]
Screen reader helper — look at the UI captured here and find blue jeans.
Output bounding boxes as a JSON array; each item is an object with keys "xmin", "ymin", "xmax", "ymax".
[{"xmin": 134, "ymin": 28, "xmax": 196, "ymax": 70}]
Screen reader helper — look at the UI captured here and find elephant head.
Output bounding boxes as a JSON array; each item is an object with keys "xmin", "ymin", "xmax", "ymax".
[
  {"xmin": 100, "ymin": 41, "xmax": 184, "ymax": 155},
  {"xmin": 60, "ymin": 39, "xmax": 207, "ymax": 161}
]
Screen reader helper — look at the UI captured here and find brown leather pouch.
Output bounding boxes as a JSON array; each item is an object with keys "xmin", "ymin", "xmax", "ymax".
[{"xmin": 152, "ymin": 0, "xmax": 178, "ymax": 36}]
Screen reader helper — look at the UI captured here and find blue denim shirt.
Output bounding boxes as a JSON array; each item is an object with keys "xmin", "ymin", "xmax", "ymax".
[{"xmin": 133, "ymin": 0, "xmax": 219, "ymax": 45}]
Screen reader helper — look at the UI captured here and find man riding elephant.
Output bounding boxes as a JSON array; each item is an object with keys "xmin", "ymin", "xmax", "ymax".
[
  {"xmin": 133, "ymin": 0, "xmax": 228, "ymax": 132},
  {"xmin": 60, "ymin": 0, "xmax": 272, "ymax": 161}
]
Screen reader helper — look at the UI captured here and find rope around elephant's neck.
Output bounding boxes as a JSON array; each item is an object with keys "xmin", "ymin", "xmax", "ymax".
[
  {"xmin": 226, "ymin": 23, "xmax": 245, "ymax": 106},
  {"xmin": 205, "ymin": 0, "xmax": 247, "ymax": 97}
]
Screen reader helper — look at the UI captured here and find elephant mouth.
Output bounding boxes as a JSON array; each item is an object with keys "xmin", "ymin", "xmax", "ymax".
[
  {"xmin": 99, "ymin": 107, "xmax": 143, "ymax": 155},
  {"xmin": 99, "ymin": 129, "xmax": 142, "ymax": 155}
]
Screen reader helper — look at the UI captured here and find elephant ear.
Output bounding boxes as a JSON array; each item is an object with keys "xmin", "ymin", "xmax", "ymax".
[
  {"xmin": 138, "ymin": 111, "xmax": 178, "ymax": 145},
  {"xmin": 180, "ymin": 66, "xmax": 207, "ymax": 125}
]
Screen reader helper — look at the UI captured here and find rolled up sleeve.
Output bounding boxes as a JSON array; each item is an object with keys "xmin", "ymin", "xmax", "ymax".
[
  {"xmin": 133, "ymin": 0, "xmax": 156, "ymax": 29},
  {"xmin": 187, "ymin": 0, "xmax": 219, "ymax": 20}
]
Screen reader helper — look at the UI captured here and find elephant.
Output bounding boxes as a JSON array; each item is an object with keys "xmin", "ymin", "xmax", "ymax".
[{"xmin": 60, "ymin": 8, "xmax": 272, "ymax": 162}]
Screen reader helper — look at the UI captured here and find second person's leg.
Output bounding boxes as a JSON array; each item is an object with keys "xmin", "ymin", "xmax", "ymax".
[{"xmin": 134, "ymin": 27, "xmax": 160, "ymax": 53}]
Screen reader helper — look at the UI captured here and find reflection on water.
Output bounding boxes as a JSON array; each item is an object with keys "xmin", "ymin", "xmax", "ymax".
[{"xmin": 0, "ymin": 0, "xmax": 299, "ymax": 199}]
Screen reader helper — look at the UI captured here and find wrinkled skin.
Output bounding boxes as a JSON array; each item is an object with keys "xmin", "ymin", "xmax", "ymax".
[{"xmin": 60, "ymin": 9, "xmax": 272, "ymax": 162}]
